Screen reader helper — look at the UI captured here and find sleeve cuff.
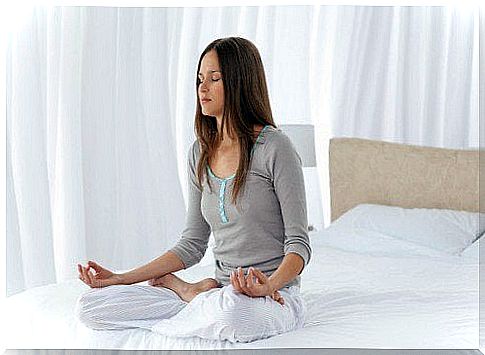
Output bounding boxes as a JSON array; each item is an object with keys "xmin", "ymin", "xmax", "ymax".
[
  {"xmin": 169, "ymin": 246, "xmax": 201, "ymax": 269},
  {"xmin": 284, "ymin": 243, "xmax": 311, "ymax": 274}
]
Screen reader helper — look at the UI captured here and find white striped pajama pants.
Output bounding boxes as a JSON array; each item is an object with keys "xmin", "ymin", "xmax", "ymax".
[{"xmin": 75, "ymin": 284, "xmax": 305, "ymax": 343}]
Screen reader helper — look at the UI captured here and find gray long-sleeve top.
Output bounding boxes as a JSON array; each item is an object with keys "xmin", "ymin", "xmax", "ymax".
[{"xmin": 170, "ymin": 125, "xmax": 312, "ymax": 289}]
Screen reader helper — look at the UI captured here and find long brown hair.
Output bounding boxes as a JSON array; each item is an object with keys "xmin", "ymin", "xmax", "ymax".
[{"xmin": 195, "ymin": 37, "xmax": 275, "ymax": 204}]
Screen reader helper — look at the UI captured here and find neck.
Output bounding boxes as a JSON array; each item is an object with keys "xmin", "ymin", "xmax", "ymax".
[
  {"xmin": 218, "ymin": 134, "xmax": 238, "ymax": 150},
  {"xmin": 216, "ymin": 117, "xmax": 238, "ymax": 149}
]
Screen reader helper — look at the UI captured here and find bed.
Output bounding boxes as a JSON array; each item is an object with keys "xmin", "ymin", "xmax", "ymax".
[{"xmin": 5, "ymin": 137, "xmax": 482, "ymax": 352}]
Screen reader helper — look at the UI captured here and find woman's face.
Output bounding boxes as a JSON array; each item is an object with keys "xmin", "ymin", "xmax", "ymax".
[{"xmin": 198, "ymin": 50, "xmax": 225, "ymax": 119}]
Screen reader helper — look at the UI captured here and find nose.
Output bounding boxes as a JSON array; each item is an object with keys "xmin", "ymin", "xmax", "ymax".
[{"xmin": 199, "ymin": 81, "xmax": 208, "ymax": 93}]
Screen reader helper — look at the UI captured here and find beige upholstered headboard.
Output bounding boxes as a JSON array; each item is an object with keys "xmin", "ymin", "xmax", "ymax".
[{"xmin": 329, "ymin": 137, "xmax": 479, "ymax": 222}]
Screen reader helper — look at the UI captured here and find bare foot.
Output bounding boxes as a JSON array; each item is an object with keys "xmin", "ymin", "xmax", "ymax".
[{"xmin": 149, "ymin": 273, "xmax": 219, "ymax": 302}]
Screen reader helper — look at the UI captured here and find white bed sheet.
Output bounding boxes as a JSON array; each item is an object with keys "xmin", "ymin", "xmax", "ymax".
[{"xmin": 5, "ymin": 228, "xmax": 480, "ymax": 350}]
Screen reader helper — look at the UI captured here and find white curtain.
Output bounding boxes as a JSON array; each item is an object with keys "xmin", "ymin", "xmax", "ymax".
[{"xmin": 6, "ymin": 5, "xmax": 478, "ymax": 295}]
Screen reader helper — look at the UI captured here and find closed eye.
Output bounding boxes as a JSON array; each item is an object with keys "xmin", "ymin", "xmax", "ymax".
[{"xmin": 198, "ymin": 77, "xmax": 221, "ymax": 83}]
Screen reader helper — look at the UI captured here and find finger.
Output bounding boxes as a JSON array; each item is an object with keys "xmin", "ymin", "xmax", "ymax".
[
  {"xmin": 234, "ymin": 271, "xmax": 244, "ymax": 292},
  {"xmin": 82, "ymin": 268, "xmax": 91, "ymax": 286},
  {"xmin": 246, "ymin": 268, "xmax": 254, "ymax": 289},
  {"xmin": 236, "ymin": 267, "xmax": 246, "ymax": 289},
  {"xmin": 233, "ymin": 272, "xmax": 240, "ymax": 291},
  {"xmin": 88, "ymin": 260, "xmax": 101, "ymax": 274},
  {"xmin": 231, "ymin": 271, "xmax": 242, "ymax": 292},
  {"xmin": 273, "ymin": 291, "xmax": 285, "ymax": 305},
  {"xmin": 276, "ymin": 293, "xmax": 285, "ymax": 305},
  {"xmin": 83, "ymin": 266, "xmax": 93, "ymax": 286},
  {"xmin": 274, "ymin": 290, "xmax": 281, "ymax": 300},
  {"xmin": 80, "ymin": 265, "xmax": 89, "ymax": 283},
  {"xmin": 270, "ymin": 291, "xmax": 279, "ymax": 302},
  {"xmin": 87, "ymin": 269, "xmax": 96, "ymax": 286},
  {"xmin": 246, "ymin": 268, "xmax": 260, "ymax": 295},
  {"xmin": 85, "ymin": 263, "xmax": 96, "ymax": 284},
  {"xmin": 251, "ymin": 267, "xmax": 268, "ymax": 283},
  {"xmin": 235, "ymin": 269, "xmax": 245, "ymax": 292},
  {"xmin": 237, "ymin": 267, "xmax": 248, "ymax": 291},
  {"xmin": 78, "ymin": 265, "xmax": 87, "ymax": 284}
]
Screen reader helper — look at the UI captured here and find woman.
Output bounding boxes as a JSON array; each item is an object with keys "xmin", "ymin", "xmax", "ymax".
[{"xmin": 76, "ymin": 37, "xmax": 311, "ymax": 343}]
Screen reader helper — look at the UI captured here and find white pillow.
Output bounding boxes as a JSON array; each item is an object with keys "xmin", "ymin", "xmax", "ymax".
[
  {"xmin": 313, "ymin": 225, "xmax": 449, "ymax": 259},
  {"xmin": 330, "ymin": 204, "xmax": 485, "ymax": 256}
]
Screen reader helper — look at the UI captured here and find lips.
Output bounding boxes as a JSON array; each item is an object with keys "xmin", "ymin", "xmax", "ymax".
[{"xmin": 201, "ymin": 99, "xmax": 212, "ymax": 104}]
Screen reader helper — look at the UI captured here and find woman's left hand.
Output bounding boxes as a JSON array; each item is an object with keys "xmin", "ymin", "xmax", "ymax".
[{"xmin": 230, "ymin": 267, "xmax": 284, "ymax": 305}]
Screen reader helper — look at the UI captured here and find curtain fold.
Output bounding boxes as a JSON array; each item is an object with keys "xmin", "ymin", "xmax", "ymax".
[
  {"xmin": 8, "ymin": 7, "xmax": 57, "ymax": 293},
  {"xmin": 6, "ymin": 5, "xmax": 478, "ymax": 295}
]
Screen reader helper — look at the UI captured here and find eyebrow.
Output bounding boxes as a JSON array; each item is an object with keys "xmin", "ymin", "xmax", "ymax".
[{"xmin": 198, "ymin": 70, "xmax": 221, "ymax": 75}]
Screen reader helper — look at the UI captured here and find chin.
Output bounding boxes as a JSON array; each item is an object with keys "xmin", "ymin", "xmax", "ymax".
[
  {"xmin": 201, "ymin": 105, "xmax": 222, "ymax": 117},
  {"xmin": 202, "ymin": 110, "xmax": 219, "ymax": 118}
]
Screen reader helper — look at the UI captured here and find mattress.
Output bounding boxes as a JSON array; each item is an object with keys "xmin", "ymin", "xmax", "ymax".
[{"xmin": 5, "ymin": 226, "xmax": 481, "ymax": 350}]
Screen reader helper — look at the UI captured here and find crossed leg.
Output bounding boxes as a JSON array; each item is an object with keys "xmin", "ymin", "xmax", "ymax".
[
  {"xmin": 76, "ymin": 273, "xmax": 219, "ymax": 330},
  {"xmin": 151, "ymin": 284, "xmax": 306, "ymax": 343},
  {"xmin": 148, "ymin": 273, "xmax": 220, "ymax": 302}
]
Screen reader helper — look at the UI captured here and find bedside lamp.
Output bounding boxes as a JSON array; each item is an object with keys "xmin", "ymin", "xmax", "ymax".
[{"xmin": 279, "ymin": 124, "xmax": 324, "ymax": 232}]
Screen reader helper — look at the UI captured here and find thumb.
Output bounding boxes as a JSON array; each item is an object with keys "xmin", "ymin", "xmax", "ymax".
[
  {"xmin": 88, "ymin": 260, "xmax": 102, "ymax": 272},
  {"xmin": 250, "ymin": 267, "xmax": 268, "ymax": 283}
]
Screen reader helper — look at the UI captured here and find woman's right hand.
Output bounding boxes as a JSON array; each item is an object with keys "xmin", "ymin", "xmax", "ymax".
[{"xmin": 77, "ymin": 261, "xmax": 124, "ymax": 288}]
